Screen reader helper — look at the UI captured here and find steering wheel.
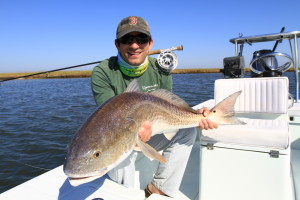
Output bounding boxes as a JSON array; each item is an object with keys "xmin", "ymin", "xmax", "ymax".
[{"xmin": 249, "ymin": 52, "xmax": 293, "ymax": 75}]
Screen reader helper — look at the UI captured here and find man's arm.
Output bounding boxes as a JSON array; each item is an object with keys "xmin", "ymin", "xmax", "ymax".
[{"xmin": 91, "ymin": 66, "xmax": 116, "ymax": 106}]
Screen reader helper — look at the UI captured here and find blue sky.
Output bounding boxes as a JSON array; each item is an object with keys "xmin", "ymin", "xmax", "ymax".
[{"xmin": 0, "ymin": 0, "xmax": 299, "ymax": 73}]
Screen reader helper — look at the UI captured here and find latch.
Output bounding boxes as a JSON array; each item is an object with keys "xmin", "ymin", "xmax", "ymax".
[
  {"xmin": 269, "ymin": 150, "xmax": 279, "ymax": 158},
  {"xmin": 207, "ymin": 143, "xmax": 214, "ymax": 150}
]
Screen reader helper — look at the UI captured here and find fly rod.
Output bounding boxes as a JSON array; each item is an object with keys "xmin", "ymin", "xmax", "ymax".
[
  {"xmin": 0, "ymin": 61, "xmax": 101, "ymax": 83},
  {"xmin": 148, "ymin": 45, "xmax": 183, "ymax": 55},
  {"xmin": 0, "ymin": 45, "xmax": 183, "ymax": 83}
]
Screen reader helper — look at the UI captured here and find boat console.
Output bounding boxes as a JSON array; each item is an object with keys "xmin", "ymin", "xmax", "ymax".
[
  {"xmin": 200, "ymin": 30, "xmax": 300, "ymax": 200},
  {"xmin": 200, "ymin": 77, "xmax": 292, "ymax": 200},
  {"xmin": 227, "ymin": 30, "xmax": 300, "ymax": 101}
]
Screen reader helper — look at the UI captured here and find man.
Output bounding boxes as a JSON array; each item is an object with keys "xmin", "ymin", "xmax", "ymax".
[{"xmin": 91, "ymin": 16, "xmax": 217, "ymax": 197}]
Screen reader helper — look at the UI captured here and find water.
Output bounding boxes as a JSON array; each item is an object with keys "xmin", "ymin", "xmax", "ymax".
[{"xmin": 0, "ymin": 73, "xmax": 297, "ymax": 193}]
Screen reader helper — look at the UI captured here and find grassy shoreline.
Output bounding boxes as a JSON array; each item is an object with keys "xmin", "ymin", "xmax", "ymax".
[
  {"xmin": 0, "ymin": 68, "xmax": 298, "ymax": 80},
  {"xmin": 0, "ymin": 70, "xmax": 92, "ymax": 80},
  {"xmin": 0, "ymin": 69, "xmax": 224, "ymax": 80}
]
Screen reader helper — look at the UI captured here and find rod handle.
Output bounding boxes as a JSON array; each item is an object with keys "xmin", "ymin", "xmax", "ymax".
[{"xmin": 148, "ymin": 45, "xmax": 183, "ymax": 55}]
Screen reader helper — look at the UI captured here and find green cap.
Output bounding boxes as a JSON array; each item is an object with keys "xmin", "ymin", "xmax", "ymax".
[{"xmin": 116, "ymin": 16, "xmax": 151, "ymax": 39}]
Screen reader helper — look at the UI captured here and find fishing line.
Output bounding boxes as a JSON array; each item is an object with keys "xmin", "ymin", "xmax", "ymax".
[{"xmin": 3, "ymin": 155, "xmax": 51, "ymax": 171}]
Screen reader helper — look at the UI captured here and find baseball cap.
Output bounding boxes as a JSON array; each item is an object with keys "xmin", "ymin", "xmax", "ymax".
[{"xmin": 116, "ymin": 16, "xmax": 151, "ymax": 39}]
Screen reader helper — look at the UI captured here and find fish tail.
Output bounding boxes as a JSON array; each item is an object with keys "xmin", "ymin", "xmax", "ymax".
[{"xmin": 210, "ymin": 91, "xmax": 246, "ymax": 125}]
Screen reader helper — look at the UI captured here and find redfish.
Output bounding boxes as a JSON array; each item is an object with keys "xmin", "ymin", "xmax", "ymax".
[{"xmin": 63, "ymin": 79, "xmax": 244, "ymax": 186}]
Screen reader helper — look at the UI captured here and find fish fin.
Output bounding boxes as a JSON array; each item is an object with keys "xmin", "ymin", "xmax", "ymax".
[
  {"xmin": 163, "ymin": 130, "xmax": 179, "ymax": 140},
  {"xmin": 133, "ymin": 146, "xmax": 141, "ymax": 151},
  {"xmin": 150, "ymin": 89, "xmax": 197, "ymax": 113},
  {"xmin": 210, "ymin": 91, "xmax": 245, "ymax": 125},
  {"xmin": 125, "ymin": 79, "xmax": 140, "ymax": 93},
  {"xmin": 136, "ymin": 138, "xmax": 166, "ymax": 163}
]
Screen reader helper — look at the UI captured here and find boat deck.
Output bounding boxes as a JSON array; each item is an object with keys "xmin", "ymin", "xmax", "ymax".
[{"xmin": 0, "ymin": 136, "xmax": 201, "ymax": 200}]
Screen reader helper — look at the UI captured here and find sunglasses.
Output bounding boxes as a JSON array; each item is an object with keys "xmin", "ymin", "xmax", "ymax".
[{"xmin": 118, "ymin": 34, "xmax": 151, "ymax": 45}]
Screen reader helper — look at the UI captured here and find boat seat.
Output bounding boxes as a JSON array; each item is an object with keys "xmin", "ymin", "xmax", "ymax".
[{"xmin": 202, "ymin": 77, "xmax": 290, "ymax": 149}]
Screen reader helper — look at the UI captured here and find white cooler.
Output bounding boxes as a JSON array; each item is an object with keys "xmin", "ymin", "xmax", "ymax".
[{"xmin": 199, "ymin": 77, "xmax": 293, "ymax": 200}]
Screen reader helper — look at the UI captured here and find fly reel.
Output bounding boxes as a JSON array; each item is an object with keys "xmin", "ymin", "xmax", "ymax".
[
  {"xmin": 157, "ymin": 51, "xmax": 178, "ymax": 72},
  {"xmin": 149, "ymin": 45, "xmax": 183, "ymax": 72}
]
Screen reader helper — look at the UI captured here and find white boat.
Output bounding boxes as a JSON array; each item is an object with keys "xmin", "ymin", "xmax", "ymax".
[{"xmin": 1, "ymin": 31, "xmax": 300, "ymax": 200}]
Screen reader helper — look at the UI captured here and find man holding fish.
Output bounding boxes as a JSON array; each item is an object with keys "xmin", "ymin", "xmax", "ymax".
[
  {"xmin": 64, "ymin": 15, "xmax": 243, "ymax": 198},
  {"xmin": 89, "ymin": 16, "xmax": 218, "ymax": 197}
]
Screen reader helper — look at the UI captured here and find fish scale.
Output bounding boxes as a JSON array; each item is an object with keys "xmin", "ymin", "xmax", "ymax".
[{"xmin": 127, "ymin": 95, "xmax": 196, "ymax": 127}]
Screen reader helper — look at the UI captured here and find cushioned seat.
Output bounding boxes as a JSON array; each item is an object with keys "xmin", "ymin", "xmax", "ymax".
[
  {"xmin": 202, "ymin": 77, "xmax": 290, "ymax": 149},
  {"xmin": 214, "ymin": 77, "xmax": 289, "ymax": 113}
]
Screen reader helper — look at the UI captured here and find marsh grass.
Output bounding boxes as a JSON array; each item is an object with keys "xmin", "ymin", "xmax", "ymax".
[
  {"xmin": 0, "ymin": 70, "xmax": 92, "ymax": 80},
  {"xmin": 2, "ymin": 67, "xmax": 297, "ymax": 80}
]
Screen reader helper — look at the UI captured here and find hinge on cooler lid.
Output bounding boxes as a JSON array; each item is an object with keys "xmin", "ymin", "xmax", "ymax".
[
  {"xmin": 269, "ymin": 150, "xmax": 279, "ymax": 158},
  {"xmin": 207, "ymin": 143, "xmax": 214, "ymax": 150}
]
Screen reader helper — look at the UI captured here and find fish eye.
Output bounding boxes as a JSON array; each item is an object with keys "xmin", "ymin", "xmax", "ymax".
[
  {"xmin": 213, "ymin": 110, "xmax": 216, "ymax": 113},
  {"xmin": 93, "ymin": 151, "xmax": 102, "ymax": 159}
]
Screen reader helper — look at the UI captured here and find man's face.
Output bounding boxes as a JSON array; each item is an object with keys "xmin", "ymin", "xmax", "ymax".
[{"xmin": 115, "ymin": 32, "xmax": 153, "ymax": 66}]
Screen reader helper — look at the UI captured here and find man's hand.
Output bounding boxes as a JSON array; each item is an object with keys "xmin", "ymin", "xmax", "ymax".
[
  {"xmin": 138, "ymin": 121, "xmax": 152, "ymax": 142},
  {"xmin": 198, "ymin": 107, "xmax": 218, "ymax": 130},
  {"xmin": 137, "ymin": 108, "xmax": 217, "ymax": 142}
]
